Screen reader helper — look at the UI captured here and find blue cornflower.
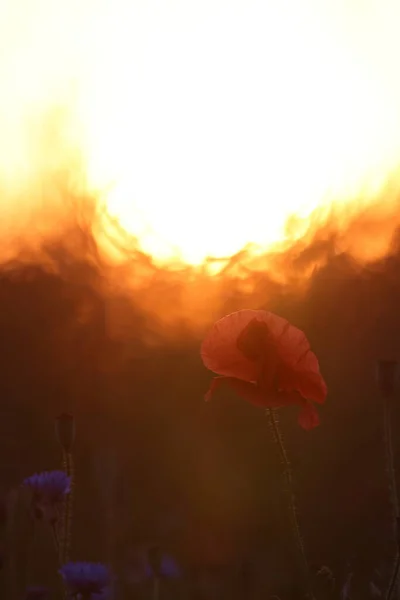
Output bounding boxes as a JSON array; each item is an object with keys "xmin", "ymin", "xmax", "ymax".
[
  {"xmin": 23, "ymin": 470, "xmax": 71, "ymax": 522},
  {"xmin": 23, "ymin": 471, "xmax": 71, "ymax": 500},
  {"xmin": 59, "ymin": 562, "xmax": 110, "ymax": 598}
]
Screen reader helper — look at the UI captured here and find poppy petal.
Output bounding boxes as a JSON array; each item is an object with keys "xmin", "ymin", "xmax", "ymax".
[
  {"xmin": 201, "ymin": 310, "xmax": 290, "ymax": 383},
  {"xmin": 201, "ymin": 309, "xmax": 325, "ymax": 386},
  {"xmin": 292, "ymin": 348, "xmax": 327, "ymax": 403},
  {"xmin": 204, "ymin": 377, "xmax": 228, "ymax": 402},
  {"xmin": 297, "ymin": 400, "xmax": 320, "ymax": 430},
  {"xmin": 295, "ymin": 370, "xmax": 327, "ymax": 404},
  {"xmin": 224, "ymin": 378, "xmax": 275, "ymax": 408},
  {"xmin": 201, "ymin": 309, "xmax": 327, "ymax": 415},
  {"xmin": 205, "ymin": 376, "xmax": 304, "ymax": 411},
  {"xmin": 278, "ymin": 352, "xmax": 327, "ymax": 404},
  {"xmin": 204, "ymin": 376, "xmax": 268, "ymax": 407},
  {"xmin": 237, "ymin": 318, "xmax": 279, "ymax": 391},
  {"xmin": 256, "ymin": 313, "xmax": 326, "ymax": 399}
]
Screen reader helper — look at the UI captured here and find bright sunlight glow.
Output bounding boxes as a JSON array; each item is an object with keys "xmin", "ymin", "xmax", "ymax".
[{"xmin": 2, "ymin": 0, "xmax": 400, "ymax": 266}]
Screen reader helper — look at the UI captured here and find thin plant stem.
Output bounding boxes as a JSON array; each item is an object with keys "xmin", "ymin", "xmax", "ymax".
[
  {"xmin": 51, "ymin": 521, "xmax": 60, "ymax": 560},
  {"xmin": 24, "ymin": 513, "xmax": 36, "ymax": 591},
  {"xmin": 60, "ymin": 451, "xmax": 74, "ymax": 565},
  {"xmin": 6, "ymin": 489, "xmax": 19, "ymax": 600},
  {"xmin": 266, "ymin": 408, "xmax": 315, "ymax": 600},
  {"xmin": 52, "ymin": 520, "xmax": 70, "ymax": 600},
  {"xmin": 58, "ymin": 451, "xmax": 74, "ymax": 600},
  {"xmin": 387, "ymin": 560, "xmax": 400, "ymax": 600},
  {"xmin": 152, "ymin": 576, "xmax": 160, "ymax": 600},
  {"xmin": 383, "ymin": 394, "xmax": 400, "ymax": 600},
  {"xmin": 59, "ymin": 453, "xmax": 68, "ymax": 563}
]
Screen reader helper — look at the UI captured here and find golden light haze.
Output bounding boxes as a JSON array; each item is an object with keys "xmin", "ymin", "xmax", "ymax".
[{"xmin": 1, "ymin": 0, "xmax": 400, "ymax": 267}]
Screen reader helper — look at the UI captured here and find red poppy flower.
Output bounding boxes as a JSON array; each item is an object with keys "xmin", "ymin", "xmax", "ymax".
[{"xmin": 200, "ymin": 309, "xmax": 327, "ymax": 430}]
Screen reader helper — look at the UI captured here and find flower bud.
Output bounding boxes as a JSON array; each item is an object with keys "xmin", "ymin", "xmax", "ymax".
[
  {"xmin": 55, "ymin": 413, "xmax": 75, "ymax": 452},
  {"xmin": 376, "ymin": 360, "xmax": 398, "ymax": 397}
]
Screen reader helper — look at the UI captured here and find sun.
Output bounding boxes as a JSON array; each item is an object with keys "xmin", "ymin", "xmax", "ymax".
[{"xmin": 2, "ymin": 0, "xmax": 400, "ymax": 267}]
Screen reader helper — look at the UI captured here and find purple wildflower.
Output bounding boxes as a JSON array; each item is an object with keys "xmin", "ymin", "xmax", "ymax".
[
  {"xmin": 23, "ymin": 470, "xmax": 71, "ymax": 522},
  {"xmin": 59, "ymin": 562, "xmax": 110, "ymax": 598}
]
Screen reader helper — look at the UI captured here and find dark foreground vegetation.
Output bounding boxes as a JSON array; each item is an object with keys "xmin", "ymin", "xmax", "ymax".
[{"xmin": 1, "ymin": 216, "xmax": 400, "ymax": 599}]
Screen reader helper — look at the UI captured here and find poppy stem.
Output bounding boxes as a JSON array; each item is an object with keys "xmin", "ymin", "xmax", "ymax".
[{"xmin": 266, "ymin": 408, "xmax": 315, "ymax": 600}]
